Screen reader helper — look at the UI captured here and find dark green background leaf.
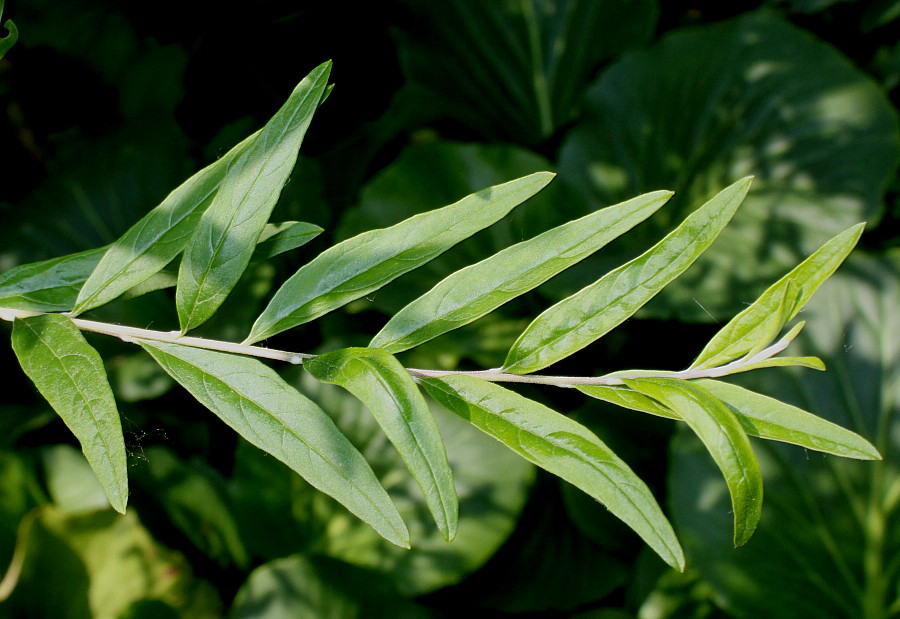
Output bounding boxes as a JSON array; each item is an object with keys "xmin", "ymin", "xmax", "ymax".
[{"xmin": 556, "ymin": 12, "xmax": 899, "ymax": 320}]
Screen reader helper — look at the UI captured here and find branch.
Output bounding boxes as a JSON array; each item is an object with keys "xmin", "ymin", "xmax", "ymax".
[{"xmin": 0, "ymin": 307, "xmax": 793, "ymax": 386}]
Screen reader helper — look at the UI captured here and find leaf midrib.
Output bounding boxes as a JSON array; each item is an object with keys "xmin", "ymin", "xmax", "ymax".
[
  {"xmin": 425, "ymin": 378, "xmax": 680, "ymax": 563},
  {"xmin": 147, "ymin": 345, "xmax": 404, "ymax": 539}
]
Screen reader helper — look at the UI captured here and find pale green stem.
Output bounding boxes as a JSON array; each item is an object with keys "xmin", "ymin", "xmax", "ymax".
[{"xmin": 0, "ymin": 307, "xmax": 794, "ymax": 387}]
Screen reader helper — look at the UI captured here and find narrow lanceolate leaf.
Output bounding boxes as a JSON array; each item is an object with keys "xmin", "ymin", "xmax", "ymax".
[
  {"xmin": 0, "ymin": 247, "xmax": 106, "ymax": 312},
  {"xmin": 690, "ymin": 223, "xmax": 864, "ymax": 370},
  {"xmin": 177, "ymin": 62, "xmax": 332, "ymax": 333},
  {"xmin": 305, "ymin": 348, "xmax": 458, "ymax": 541},
  {"xmin": 421, "ymin": 375, "xmax": 685, "ymax": 570},
  {"xmin": 370, "ymin": 190, "xmax": 673, "ymax": 353},
  {"xmin": 11, "ymin": 314, "xmax": 127, "ymax": 513},
  {"xmin": 577, "ymin": 384, "xmax": 680, "ymax": 421},
  {"xmin": 504, "ymin": 177, "xmax": 752, "ymax": 374},
  {"xmin": 253, "ymin": 221, "xmax": 323, "ymax": 262},
  {"xmin": 624, "ymin": 378, "xmax": 762, "ymax": 546},
  {"xmin": 697, "ymin": 380, "xmax": 880, "ymax": 460},
  {"xmin": 72, "ymin": 131, "xmax": 258, "ymax": 315},
  {"xmin": 580, "ymin": 378, "xmax": 875, "ymax": 460},
  {"xmin": 246, "ymin": 171, "xmax": 556, "ymax": 344},
  {"xmin": 138, "ymin": 340, "xmax": 409, "ymax": 548}
]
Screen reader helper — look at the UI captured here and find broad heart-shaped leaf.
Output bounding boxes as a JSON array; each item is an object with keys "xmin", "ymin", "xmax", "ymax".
[
  {"xmin": 624, "ymin": 377, "xmax": 762, "ymax": 547},
  {"xmin": 230, "ymin": 554, "xmax": 431, "ymax": 619},
  {"xmin": 503, "ymin": 177, "xmax": 750, "ymax": 374},
  {"xmin": 399, "ymin": 0, "xmax": 658, "ymax": 145},
  {"xmin": 304, "ymin": 348, "xmax": 458, "ymax": 541},
  {"xmin": 0, "ymin": 246, "xmax": 106, "ymax": 312},
  {"xmin": 177, "ymin": 61, "xmax": 332, "ymax": 333},
  {"xmin": 246, "ymin": 170, "xmax": 556, "ymax": 344},
  {"xmin": 420, "ymin": 374, "xmax": 685, "ymax": 571},
  {"xmin": 137, "ymin": 340, "xmax": 409, "ymax": 549},
  {"xmin": 556, "ymin": 12, "xmax": 899, "ymax": 321},
  {"xmin": 10, "ymin": 314, "xmax": 127, "ymax": 514},
  {"xmin": 71, "ymin": 129, "xmax": 258, "ymax": 316},
  {"xmin": 691, "ymin": 224, "xmax": 864, "ymax": 370},
  {"xmin": 370, "ymin": 189, "xmax": 672, "ymax": 354},
  {"xmin": 669, "ymin": 253, "xmax": 899, "ymax": 618}
]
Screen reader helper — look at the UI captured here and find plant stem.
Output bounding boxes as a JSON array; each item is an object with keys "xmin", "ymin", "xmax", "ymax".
[{"xmin": 0, "ymin": 306, "xmax": 795, "ymax": 387}]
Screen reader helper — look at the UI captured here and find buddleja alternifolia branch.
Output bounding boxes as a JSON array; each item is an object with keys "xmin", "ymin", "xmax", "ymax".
[{"xmin": 0, "ymin": 307, "xmax": 794, "ymax": 387}]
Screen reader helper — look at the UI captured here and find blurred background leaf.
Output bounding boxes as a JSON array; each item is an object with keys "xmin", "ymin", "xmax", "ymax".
[
  {"xmin": 668, "ymin": 252, "xmax": 899, "ymax": 618},
  {"xmin": 555, "ymin": 12, "xmax": 899, "ymax": 320}
]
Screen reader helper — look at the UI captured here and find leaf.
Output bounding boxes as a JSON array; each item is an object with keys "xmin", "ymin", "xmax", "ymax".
[
  {"xmin": 0, "ymin": 247, "xmax": 106, "ymax": 312},
  {"xmin": 253, "ymin": 221, "xmax": 323, "ymax": 262},
  {"xmin": 246, "ymin": 170, "xmax": 556, "ymax": 344},
  {"xmin": 691, "ymin": 223, "xmax": 864, "ymax": 369},
  {"xmin": 137, "ymin": 340, "xmax": 409, "ymax": 548},
  {"xmin": 556, "ymin": 13, "xmax": 899, "ymax": 320},
  {"xmin": 131, "ymin": 446, "xmax": 248, "ymax": 568},
  {"xmin": 237, "ymin": 371, "xmax": 533, "ymax": 595},
  {"xmin": 0, "ymin": 0, "xmax": 17, "ymax": 59},
  {"xmin": 304, "ymin": 348, "xmax": 458, "ymax": 541},
  {"xmin": 696, "ymin": 380, "xmax": 880, "ymax": 460},
  {"xmin": 624, "ymin": 378, "xmax": 762, "ymax": 547},
  {"xmin": 420, "ymin": 374, "xmax": 684, "ymax": 570},
  {"xmin": 370, "ymin": 189, "xmax": 672, "ymax": 353},
  {"xmin": 71, "ymin": 130, "xmax": 257, "ymax": 315},
  {"xmin": 399, "ymin": 0, "xmax": 658, "ymax": 144},
  {"xmin": 504, "ymin": 177, "xmax": 751, "ymax": 374},
  {"xmin": 581, "ymin": 373, "xmax": 876, "ymax": 461},
  {"xmin": 335, "ymin": 141, "xmax": 563, "ymax": 318},
  {"xmin": 176, "ymin": 62, "xmax": 331, "ymax": 332},
  {"xmin": 577, "ymin": 384, "xmax": 680, "ymax": 421},
  {"xmin": 1, "ymin": 507, "xmax": 221, "ymax": 619},
  {"xmin": 668, "ymin": 253, "xmax": 898, "ymax": 618},
  {"xmin": 230, "ymin": 554, "xmax": 430, "ymax": 619},
  {"xmin": 11, "ymin": 314, "xmax": 128, "ymax": 514}
]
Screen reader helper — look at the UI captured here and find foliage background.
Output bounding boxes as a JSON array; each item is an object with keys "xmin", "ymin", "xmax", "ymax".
[{"xmin": 0, "ymin": 0, "xmax": 898, "ymax": 617}]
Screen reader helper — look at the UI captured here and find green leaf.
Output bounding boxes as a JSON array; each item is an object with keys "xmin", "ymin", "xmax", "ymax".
[
  {"xmin": 577, "ymin": 384, "xmax": 680, "ymax": 421},
  {"xmin": 253, "ymin": 221, "xmax": 323, "ymax": 262},
  {"xmin": 669, "ymin": 253, "xmax": 898, "ymax": 618},
  {"xmin": 335, "ymin": 141, "xmax": 563, "ymax": 318},
  {"xmin": 0, "ymin": 0, "xmax": 18, "ymax": 59},
  {"xmin": 697, "ymin": 380, "xmax": 880, "ymax": 460},
  {"xmin": 131, "ymin": 446, "xmax": 248, "ymax": 568},
  {"xmin": 691, "ymin": 224, "xmax": 864, "ymax": 369},
  {"xmin": 400, "ymin": 0, "xmax": 658, "ymax": 144},
  {"xmin": 176, "ymin": 62, "xmax": 332, "ymax": 332},
  {"xmin": 248, "ymin": 371, "xmax": 533, "ymax": 595},
  {"xmin": 557, "ymin": 13, "xmax": 898, "ymax": 320},
  {"xmin": 246, "ymin": 170, "xmax": 556, "ymax": 344},
  {"xmin": 0, "ymin": 507, "xmax": 221, "ymax": 618},
  {"xmin": 304, "ymin": 348, "xmax": 458, "ymax": 541},
  {"xmin": 71, "ymin": 131, "xmax": 257, "ymax": 315},
  {"xmin": 0, "ymin": 247, "xmax": 106, "ymax": 312},
  {"xmin": 420, "ymin": 374, "xmax": 684, "ymax": 570},
  {"xmin": 504, "ymin": 177, "xmax": 751, "ymax": 373},
  {"xmin": 137, "ymin": 340, "xmax": 409, "ymax": 548},
  {"xmin": 623, "ymin": 378, "xmax": 762, "ymax": 546},
  {"xmin": 10, "ymin": 314, "xmax": 127, "ymax": 514},
  {"xmin": 580, "ymin": 378, "xmax": 878, "ymax": 460},
  {"xmin": 370, "ymin": 189, "xmax": 672, "ymax": 353},
  {"xmin": 230, "ymin": 554, "xmax": 430, "ymax": 619}
]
